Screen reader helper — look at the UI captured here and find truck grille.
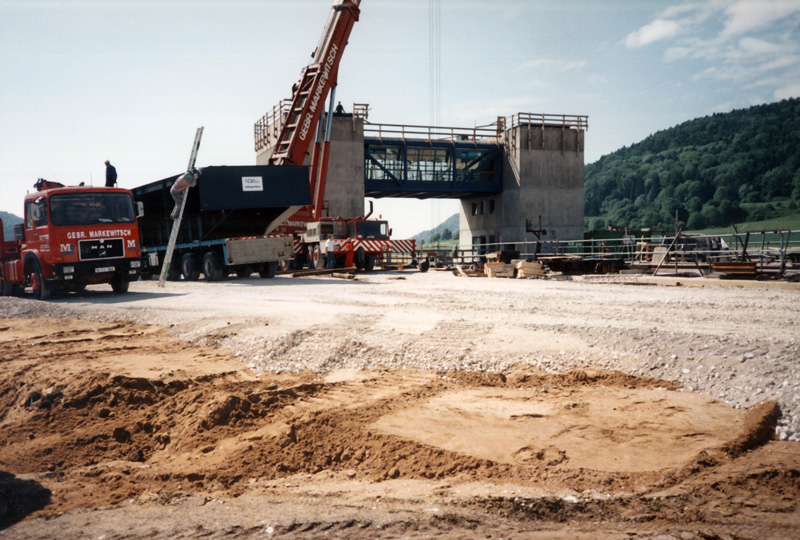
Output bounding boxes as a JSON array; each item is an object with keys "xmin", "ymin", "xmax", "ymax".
[{"xmin": 79, "ymin": 238, "xmax": 124, "ymax": 260}]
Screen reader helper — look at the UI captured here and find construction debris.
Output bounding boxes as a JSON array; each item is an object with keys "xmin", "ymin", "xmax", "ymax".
[{"xmin": 453, "ymin": 264, "xmax": 485, "ymax": 278}]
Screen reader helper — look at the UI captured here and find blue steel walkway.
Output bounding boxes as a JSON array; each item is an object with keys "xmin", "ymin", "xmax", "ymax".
[{"xmin": 363, "ymin": 122, "xmax": 503, "ymax": 199}]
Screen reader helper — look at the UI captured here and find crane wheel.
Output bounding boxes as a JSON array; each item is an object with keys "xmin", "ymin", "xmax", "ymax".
[{"xmin": 355, "ymin": 247, "xmax": 366, "ymax": 270}]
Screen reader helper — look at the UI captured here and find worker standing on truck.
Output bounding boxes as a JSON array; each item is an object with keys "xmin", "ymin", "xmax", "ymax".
[
  {"xmin": 104, "ymin": 160, "xmax": 117, "ymax": 187},
  {"xmin": 170, "ymin": 169, "xmax": 199, "ymax": 219}
]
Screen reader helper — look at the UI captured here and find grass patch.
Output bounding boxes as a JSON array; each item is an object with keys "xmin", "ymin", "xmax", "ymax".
[{"xmin": 688, "ymin": 213, "xmax": 800, "ymax": 235}]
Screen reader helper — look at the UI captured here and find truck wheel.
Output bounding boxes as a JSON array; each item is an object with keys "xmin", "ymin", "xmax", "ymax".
[
  {"xmin": 419, "ymin": 258, "xmax": 430, "ymax": 273},
  {"xmin": 202, "ymin": 252, "xmax": 224, "ymax": 281},
  {"xmin": 28, "ymin": 259, "xmax": 51, "ymax": 300},
  {"xmin": 365, "ymin": 255, "xmax": 375, "ymax": 272},
  {"xmin": 111, "ymin": 272, "xmax": 129, "ymax": 294},
  {"xmin": 235, "ymin": 266, "xmax": 253, "ymax": 278},
  {"xmin": 259, "ymin": 261, "xmax": 278, "ymax": 279},
  {"xmin": 0, "ymin": 268, "xmax": 9, "ymax": 296},
  {"xmin": 181, "ymin": 253, "xmax": 200, "ymax": 281}
]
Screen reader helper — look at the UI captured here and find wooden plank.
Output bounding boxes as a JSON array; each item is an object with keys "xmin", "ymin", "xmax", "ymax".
[{"xmin": 291, "ymin": 267, "xmax": 356, "ymax": 278}]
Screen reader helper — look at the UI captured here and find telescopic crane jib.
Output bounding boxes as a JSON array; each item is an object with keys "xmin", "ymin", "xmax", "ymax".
[
  {"xmin": 270, "ymin": 0, "xmax": 361, "ymax": 222},
  {"xmin": 257, "ymin": 0, "xmax": 420, "ymax": 272}
]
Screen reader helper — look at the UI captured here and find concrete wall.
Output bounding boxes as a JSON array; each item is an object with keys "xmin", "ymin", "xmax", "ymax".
[
  {"xmin": 461, "ymin": 124, "xmax": 585, "ymax": 253},
  {"xmin": 255, "ymin": 114, "xmax": 364, "ymax": 220},
  {"xmin": 324, "ymin": 115, "xmax": 365, "ymax": 219}
]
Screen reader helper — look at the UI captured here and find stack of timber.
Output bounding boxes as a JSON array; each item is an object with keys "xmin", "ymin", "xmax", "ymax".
[
  {"xmin": 484, "ymin": 262, "xmax": 515, "ymax": 278},
  {"xmin": 711, "ymin": 261, "xmax": 757, "ymax": 278},
  {"xmin": 515, "ymin": 260, "xmax": 545, "ymax": 278}
]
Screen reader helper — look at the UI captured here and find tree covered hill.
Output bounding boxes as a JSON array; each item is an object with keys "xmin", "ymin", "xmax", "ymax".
[
  {"xmin": 584, "ymin": 98, "xmax": 800, "ymax": 231},
  {"xmin": 1, "ymin": 211, "xmax": 23, "ymax": 240},
  {"xmin": 411, "ymin": 213, "xmax": 459, "ymax": 244}
]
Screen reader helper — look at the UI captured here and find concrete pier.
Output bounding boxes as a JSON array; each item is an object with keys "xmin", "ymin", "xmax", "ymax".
[{"xmin": 462, "ymin": 118, "xmax": 585, "ymax": 253}]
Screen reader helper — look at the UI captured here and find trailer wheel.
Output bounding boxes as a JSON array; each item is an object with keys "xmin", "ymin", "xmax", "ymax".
[
  {"xmin": 181, "ymin": 253, "xmax": 200, "ymax": 281},
  {"xmin": 235, "ymin": 266, "xmax": 252, "ymax": 278},
  {"xmin": 259, "ymin": 261, "xmax": 278, "ymax": 279},
  {"xmin": 28, "ymin": 259, "xmax": 51, "ymax": 300},
  {"xmin": 202, "ymin": 252, "xmax": 224, "ymax": 281},
  {"xmin": 166, "ymin": 261, "xmax": 182, "ymax": 281},
  {"xmin": 111, "ymin": 272, "xmax": 130, "ymax": 294}
]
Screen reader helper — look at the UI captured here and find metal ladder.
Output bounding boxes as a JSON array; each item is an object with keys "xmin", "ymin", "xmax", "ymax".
[
  {"xmin": 271, "ymin": 65, "xmax": 320, "ymax": 163},
  {"xmin": 158, "ymin": 127, "xmax": 204, "ymax": 288}
]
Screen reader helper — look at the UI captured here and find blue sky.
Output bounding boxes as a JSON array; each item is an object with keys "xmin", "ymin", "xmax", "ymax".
[{"xmin": 1, "ymin": 0, "xmax": 799, "ymax": 238}]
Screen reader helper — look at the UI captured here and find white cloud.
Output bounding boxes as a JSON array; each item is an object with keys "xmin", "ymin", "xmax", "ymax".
[
  {"xmin": 721, "ymin": 0, "xmax": 800, "ymax": 39},
  {"xmin": 738, "ymin": 36, "xmax": 784, "ymax": 56},
  {"xmin": 624, "ymin": 19, "xmax": 680, "ymax": 48}
]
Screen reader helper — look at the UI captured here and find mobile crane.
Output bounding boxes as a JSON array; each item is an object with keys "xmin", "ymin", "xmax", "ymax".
[{"xmin": 255, "ymin": 0, "xmax": 417, "ymax": 270}]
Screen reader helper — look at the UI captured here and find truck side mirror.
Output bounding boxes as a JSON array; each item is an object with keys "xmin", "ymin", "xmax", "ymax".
[
  {"xmin": 30, "ymin": 205, "xmax": 42, "ymax": 222},
  {"xmin": 136, "ymin": 201, "xmax": 144, "ymax": 218}
]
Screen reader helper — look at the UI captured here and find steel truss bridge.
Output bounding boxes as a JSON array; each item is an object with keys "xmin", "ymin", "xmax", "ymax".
[{"xmin": 363, "ymin": 121, "xmax": 503, "ymax": 199}]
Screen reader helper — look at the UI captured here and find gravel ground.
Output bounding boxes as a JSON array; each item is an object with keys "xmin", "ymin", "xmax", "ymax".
[{"xmin": 2, "ymin": 271, "xmax": 798, "ymax": 441}]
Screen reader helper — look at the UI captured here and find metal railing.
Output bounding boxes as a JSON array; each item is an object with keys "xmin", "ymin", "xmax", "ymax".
[
  {"xmin": 509, "ymin": 112, "xmax": 588, "ymax": 131},
  {"xmin": 363, "ymin": 122, "xmax": 497, "ymax": 146},
  {"xmin": 409, "ymin": 230, "xmax": 800, "ymax": 276},
  {"xmin": 254, "ymin": 99, "xmax": 292, "ymax": 152},
  {"xmin": 257, "ymin": 105, "xmax": 590, "ymax": 153}
]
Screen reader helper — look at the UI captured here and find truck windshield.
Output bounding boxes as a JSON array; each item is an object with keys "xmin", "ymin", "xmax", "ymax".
[
  {"xmin": 49, "ymin": 193, "xmax": 135, "ymax": 226},
  {"xmin": 349, "ymin": 221, "xmax": 389, "ymax": 239}
]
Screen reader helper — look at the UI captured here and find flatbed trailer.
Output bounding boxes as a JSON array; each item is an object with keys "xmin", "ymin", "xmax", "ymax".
[{"xmin": 132, "ymin": 165, "xmax": 310, "ymax": 281}]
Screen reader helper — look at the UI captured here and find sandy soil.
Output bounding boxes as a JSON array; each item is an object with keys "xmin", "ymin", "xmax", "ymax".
[{"xmin": 1, "ymin": 271, "xmax": 799, "ymax": 539}]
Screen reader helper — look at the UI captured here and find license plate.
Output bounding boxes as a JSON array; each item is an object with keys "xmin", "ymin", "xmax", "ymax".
[{"xmin": 95, "ymin": 266, "xmax": 115, "ymax": 273}]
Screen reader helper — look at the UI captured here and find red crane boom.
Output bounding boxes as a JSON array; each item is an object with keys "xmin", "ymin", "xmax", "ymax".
[{"xmin": 270, "ymin": 0, "xmax": 360, "ymax": 167}]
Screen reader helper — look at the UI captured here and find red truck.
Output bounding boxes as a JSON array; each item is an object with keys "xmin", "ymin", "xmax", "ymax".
[{"xmin": 0, "ymin": 179, "xmax": 143, "ymax": 299}]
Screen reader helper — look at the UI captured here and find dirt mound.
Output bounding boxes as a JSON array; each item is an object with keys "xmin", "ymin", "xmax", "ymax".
[
  {"xmin": 1, "ymin": 317, "xmax": 798, "ymax": 539},
  {"xmin": 722, "ymin": 400, "xmax": 781, "ymax": 457}
]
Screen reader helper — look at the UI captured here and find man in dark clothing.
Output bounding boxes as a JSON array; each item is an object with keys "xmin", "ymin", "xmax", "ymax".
[{"xmin": 105, "ymin": 160, "xmax": 117, "ymax": 187}]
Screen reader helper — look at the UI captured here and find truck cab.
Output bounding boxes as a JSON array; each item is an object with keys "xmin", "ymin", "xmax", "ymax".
[{"xmin": 1, "ymin": 183, "xmax": 144, "ymax": 299}]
